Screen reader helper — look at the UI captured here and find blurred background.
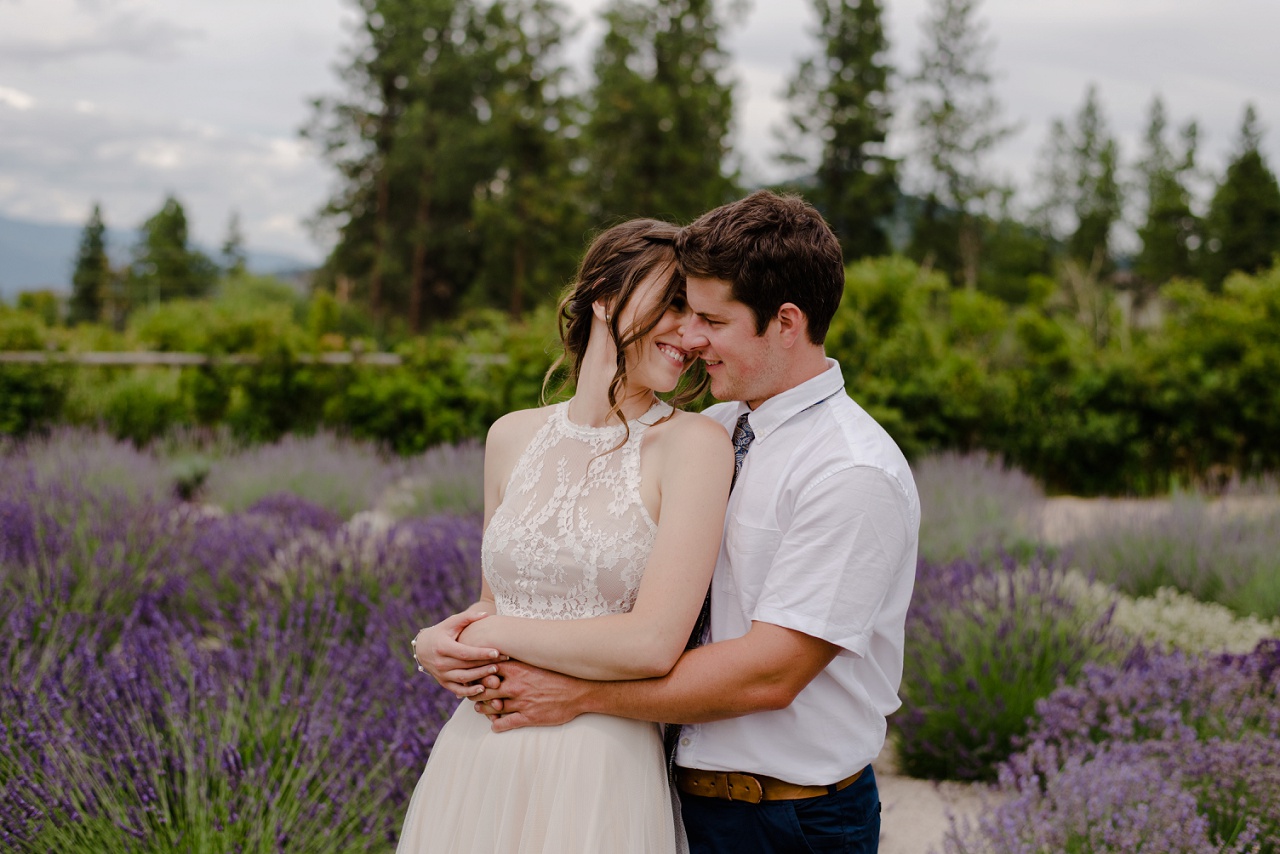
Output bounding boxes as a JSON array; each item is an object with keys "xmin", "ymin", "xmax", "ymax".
[{"xmin": 3, "ymin": 0, "xmax": 1280, "ymax": 495}]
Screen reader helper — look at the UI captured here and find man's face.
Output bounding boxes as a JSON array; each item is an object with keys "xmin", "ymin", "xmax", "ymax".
[{"xmin": 681, "ymin": 276, "xmax": 784, "ymax": 408}]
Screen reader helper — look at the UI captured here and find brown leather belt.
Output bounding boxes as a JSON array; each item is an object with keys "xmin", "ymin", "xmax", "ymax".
[{"xmin": 675, "ymin": 766, "xmax": 865, "ymax": 804}]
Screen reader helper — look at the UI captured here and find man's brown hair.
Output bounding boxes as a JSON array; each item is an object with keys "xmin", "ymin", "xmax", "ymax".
[{"xmin": 675, "ymin": 190, "xmax": 844, "ymax": 344}]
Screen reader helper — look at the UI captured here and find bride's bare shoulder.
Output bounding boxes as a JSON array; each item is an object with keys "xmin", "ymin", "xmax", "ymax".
[{"xmin": 486, "ymin": 404, "xmax": 558, "ymax": 451}]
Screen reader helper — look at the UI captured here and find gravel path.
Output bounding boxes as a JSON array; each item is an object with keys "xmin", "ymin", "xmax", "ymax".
[{"xmin": 876, "ymin": 753, "xmax": 990, "ymax": 854}]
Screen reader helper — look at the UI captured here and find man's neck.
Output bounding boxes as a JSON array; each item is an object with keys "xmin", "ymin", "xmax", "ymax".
[{"xmin": 747, "ymin": 347, "xmax": 829, "ymax": 410}]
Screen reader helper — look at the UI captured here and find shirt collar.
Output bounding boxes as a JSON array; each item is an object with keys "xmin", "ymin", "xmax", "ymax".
[{"xmin": 731, "ymin": 358, "xmax": 845, "ymax": 444}]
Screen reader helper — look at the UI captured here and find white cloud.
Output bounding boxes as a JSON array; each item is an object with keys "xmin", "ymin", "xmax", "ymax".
[
  {"xmin": 0, "ymin": 9, "xmax": 203, "ymax": 65},
  {"xmin": 0, "ymin": 85, "xmax": 35, "ymax": 110}
]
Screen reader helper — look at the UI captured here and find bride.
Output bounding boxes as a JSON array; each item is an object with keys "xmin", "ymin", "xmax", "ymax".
[{"xmin": 396, "ymin": 219, "xmax": 734, "ymax": 853}]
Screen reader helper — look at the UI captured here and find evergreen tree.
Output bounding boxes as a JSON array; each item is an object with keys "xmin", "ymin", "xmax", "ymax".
[
  {"xmin": 1203, "ymin": 105, "xmax": 1280, "ymax": 288},
  {"xmin": 128, "ymin": 195, "xmax": 217, "ymax": 306},
  {"xmin": 586, "ymin": 0, "xmax": 738, "ymax": 224},
  {"xmin": 222, "ymin": 211, "xmax": 248, "ymax": 277},
  {"xmin": 1134, "ymin": 97, "xmax": 1200, "ymax": 286},
  {"xmin": 1035, "ymin": 85, "xmax": 1121, "ymax": 269},
  {"xmin": 780, "ymin": 0, "xmax": 897, "ymax": 260},
  {"xmin": 470, "ymin": 0, "xmax": 585, "ymax": 315},
  {"xmin": 69, "ymin": 203, "xmax": 109, "ymax": 324},
  {"xmin": 908, "ymin": 0, "xmax": 1015, "ymax": 288},
  {"xmin": 309, "ymin": 0, "xmax": 490, "ymax": 328}
]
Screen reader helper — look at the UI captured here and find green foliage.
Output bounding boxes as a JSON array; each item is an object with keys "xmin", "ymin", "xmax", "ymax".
[
  {"xmin": 16, "ymin": 290, "xmax": 61, "ymax": 327},
  {"xmin": 308, "ymin": 0, "xmax": 583, "ymax": 327},
  {"xmin": 1036, "ymin": 85, "xmax": 1122, "ymax": 269},
  {"xmin": 908, "ymin": 0, "xmax": 1015, "ymax": 288},
  {"xmin": 0, "ymin": 307, "xmax": 69, "ymax": 436},
  {"xmin": 127, "ymin": 195, "xmax": 218, "ymax": 308},
  {"xmin": 1202, "ymin": 105, "xmax": 1280, "ymax": 289},
  {"xmin": 586, "ymin": 0, "xmax": 738, "ymax": 224},
  {"xmin": 101, "ymin": 370, "xmax": 188, "ymax": 446},
  {"xmin": 1135, "ymin": 98, "xmax": 1201, "ymax": 286},
  {"xmin": 70, "ymin": 203, "xmax": 110, "ymax": 324},
  {"xmin": 780, "ymin": 0, "xmax": 896, "ymax": 259}
]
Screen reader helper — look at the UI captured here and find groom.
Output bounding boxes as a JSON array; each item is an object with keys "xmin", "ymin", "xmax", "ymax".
[{"xmin": 480, "ymin": 190, "xmax": 917, "ymax": 853}]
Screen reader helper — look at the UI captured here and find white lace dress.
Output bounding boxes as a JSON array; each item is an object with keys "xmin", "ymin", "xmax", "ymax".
[{"xmin": 396, "ymin": 399, "xmax": 679, "ymax": 854}]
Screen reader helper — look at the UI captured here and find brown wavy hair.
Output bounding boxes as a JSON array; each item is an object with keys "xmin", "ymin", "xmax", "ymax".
[{"xmin": 544, "ymin": 219, "xmax": 709, "ymax": 444}]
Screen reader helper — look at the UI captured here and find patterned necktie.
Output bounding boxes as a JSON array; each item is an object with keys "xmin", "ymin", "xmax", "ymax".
[
  {"xmin": 665, "ymin": 412, "xmax": 755, "ymax": 777},
  {"xmin": 730, "ymin": 412, "xmax": 755, "ymax": 490}
]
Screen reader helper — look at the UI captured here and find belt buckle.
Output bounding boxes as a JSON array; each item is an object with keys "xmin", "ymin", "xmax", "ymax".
[{"xmin": 725, "ymin": 772, "xmax": 764, "ymax": 804}]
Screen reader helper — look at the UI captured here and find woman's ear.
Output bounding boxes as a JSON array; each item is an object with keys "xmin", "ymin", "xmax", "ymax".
[{"xmin": 592, "ymin": 299, "xmax": 611, "ymax": 323}]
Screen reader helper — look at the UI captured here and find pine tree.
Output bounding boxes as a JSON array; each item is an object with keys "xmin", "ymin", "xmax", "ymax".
[
  {"xmin": 780, "ymin": 0, "xmax": 897, "ymax": 260},
  {"xmin": 1035, "ymin": 85, "xmax": 1121, "ymax": 269},
  {"xmin": 908, "ymin": 0, "xmax": 1015, "ymax": 288},
  {"xmin": 1202, "ymin": 104, "xmax": 1280, "ymax": 288},
  {"xmin": 1134, "ymin": 97, "xmax": 1200, "ymax": 286},
  {"xmin": 308, "ymin": 0, "xmax": 583, "ymax": 326},
  {"xmin": 128, "ymin": 195, "xmax": 217, "ymax": 305},
  {"xmin": 309, "ymin": 0, "xmax": 492, "ymax": 327},
  {"xmin": 69, "ymin": 203, "xmax": 109, "ymax": 324},
  {"xmin": 470, "ymin": 0, "xmax": 585, "ymax": 315},
  {"xmin": 586, "ymin": 0, "xmax": 738, "ymax": 224},
  {"xmin": 222, "ymin": 211, "xmax": 248, "ymax": 277}
]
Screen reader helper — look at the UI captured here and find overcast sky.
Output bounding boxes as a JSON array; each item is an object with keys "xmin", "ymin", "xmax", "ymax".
[{"xmin": 2, "ymin": 0, "xmax": 1278, "ymax": 263}]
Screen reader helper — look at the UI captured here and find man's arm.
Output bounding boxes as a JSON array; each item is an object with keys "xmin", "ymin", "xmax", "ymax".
[{"xmin": 474, "ymin": 620, "xmax": 838, "ymax": 732}]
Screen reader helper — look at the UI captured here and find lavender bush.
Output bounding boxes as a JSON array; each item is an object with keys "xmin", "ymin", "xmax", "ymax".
[
  {"xmin": 199, "ymin": 431, "xmax": 401, "ymax": 519},
  {"xmin": 913, "ymin": 452, "xmax": 1046, "ymax": 564},
  {"xmin": 1, "ymin": 435, "xmax": 485, "ymax": 851},
  {"xmin": 943, "ymin": 642, "xmax": 1280, "ymax": 853},
  {"xmin": 895, "ymin": 560, "xmax": 1120, "ymax": 782},
  {"xmin": 376, "ymin": 440, "xmax": 485, "ymax": 519},
  {"xmin": 1064, "ymin": 493, "xmax": 1280, "ymax": 620}
]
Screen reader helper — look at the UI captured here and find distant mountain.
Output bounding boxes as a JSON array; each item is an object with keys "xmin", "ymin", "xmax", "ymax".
[{"xmin": 0, "ymin": 213, "xmax": 314, "ymax": 299}]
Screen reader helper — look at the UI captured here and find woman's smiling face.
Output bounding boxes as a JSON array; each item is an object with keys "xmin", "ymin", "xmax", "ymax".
[{"xmin": 613, "ymin": 266, "xmax": 693, "ymax": 394}]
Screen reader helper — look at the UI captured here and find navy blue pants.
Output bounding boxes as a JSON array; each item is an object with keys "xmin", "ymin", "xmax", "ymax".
[{"xmin": 679, "ymin": 766, "xmax": 881, "ymax": 854}]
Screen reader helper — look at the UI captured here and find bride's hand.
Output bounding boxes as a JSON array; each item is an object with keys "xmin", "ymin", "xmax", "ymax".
[{"xmin": 413, "ymin": 611, "xmax": 507, "ymax": 699}]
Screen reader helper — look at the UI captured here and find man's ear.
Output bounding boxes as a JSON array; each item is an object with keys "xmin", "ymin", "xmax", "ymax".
[{"xmin": 775, "ymin": 303, "xmax": 809, "ymax": 348}]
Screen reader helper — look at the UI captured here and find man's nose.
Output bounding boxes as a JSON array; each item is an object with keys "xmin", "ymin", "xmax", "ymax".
[{"xmin": 679, "ymin": 317, "xmax": 707, "ymax": 350}]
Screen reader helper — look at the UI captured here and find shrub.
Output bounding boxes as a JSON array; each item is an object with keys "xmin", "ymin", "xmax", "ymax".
[
  {"xmin": 944, "ymin": 643, "xmax": 1280, "ymax": 853},
  {"xmin": 1060, "ymin": 571, "xmax": 1280, "ymax": 654},
  {"xmin": 200, "ymin": 431, "xmax": 399, "ymax": 519},
  {"xmin": 100, "ymin": 369, "xmax": 189, "ymax": 446},
  {"xmin": 0, "ymin": 435, "xmax": 486, "ymax": 850},
  {"xmin": 913, "ymin": 452, "xmax": 1045, "ymax": 564},
  {"xmin": 377, "ymin": 440, "xmax": 485, "ymax": 519},
  {"xmin": 895, "ymin": 560, "xmax": 1119, "ymax": 782},
  {"xmin": 0, "ymin": 307, "xmax": 69, "ymax": 436},
  {"xmin": 1064, "ymin": 493, "xmax": 1280, "ymax": 620}
]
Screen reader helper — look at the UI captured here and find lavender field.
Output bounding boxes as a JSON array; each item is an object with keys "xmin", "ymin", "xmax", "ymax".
[{"xmin": 2, "ymin": 434, "xmax": 1278, "ymax": 852}]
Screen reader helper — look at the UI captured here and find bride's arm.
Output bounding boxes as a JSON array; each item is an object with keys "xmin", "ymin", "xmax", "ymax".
[
  {"xmin": 458, "ymin": 414, "xmax": 733, "ymax": 681},
  {"xmin": 412, "ymin": 411, "xmax": 535, "ymax": 696}
]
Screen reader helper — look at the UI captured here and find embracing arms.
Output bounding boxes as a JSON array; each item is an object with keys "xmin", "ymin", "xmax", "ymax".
[
  {"xmin": 413, "ymin": 410, "xmax": 733, "ymax": 695},
  {"xmin": 455, "ymin": 413, "xmax": 733, "ymax": 681},
  {"xmin": 475, "ymin": 620, "xmax": 840, "ymax": 731}
]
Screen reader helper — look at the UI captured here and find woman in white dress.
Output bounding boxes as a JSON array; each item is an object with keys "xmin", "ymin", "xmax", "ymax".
[{"xmin": 397, "ymin": 219, "xmax": 734, "ymax": 854}]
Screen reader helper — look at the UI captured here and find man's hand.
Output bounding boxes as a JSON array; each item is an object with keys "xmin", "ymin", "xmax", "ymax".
[
  {"xmin": 413, "ymin": 611, "xmax": 506, "ymax": 699},
  {"xmin": 471, "ymin": 660, "xmax": 590, "ymax": 732}
]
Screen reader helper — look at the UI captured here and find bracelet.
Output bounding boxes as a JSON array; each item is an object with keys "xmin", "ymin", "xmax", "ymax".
[{"xmin": 411, "ymin": 631, "xmax": 427, "ymax": 674}]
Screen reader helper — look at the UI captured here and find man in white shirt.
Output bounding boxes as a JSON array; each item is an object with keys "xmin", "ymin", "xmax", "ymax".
[{"xmin": 443, "ymin": 190, "xmax": 919, "ymax": 853}]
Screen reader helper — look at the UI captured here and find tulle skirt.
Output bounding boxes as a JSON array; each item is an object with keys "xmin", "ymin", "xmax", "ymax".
[{"xmin": 396, "ymin": 700, "xmax": 679, "ymax": 853}]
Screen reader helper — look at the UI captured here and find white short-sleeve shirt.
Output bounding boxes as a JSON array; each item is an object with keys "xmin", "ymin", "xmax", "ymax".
[{"xmin": 675, "ymin": 359, "xmax": 920, "ymax": 785}]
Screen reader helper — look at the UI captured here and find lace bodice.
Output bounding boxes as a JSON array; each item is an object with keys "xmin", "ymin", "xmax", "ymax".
[{"xmin": 482, "ymin": 399, "xmax": 670, "ymax": 620}]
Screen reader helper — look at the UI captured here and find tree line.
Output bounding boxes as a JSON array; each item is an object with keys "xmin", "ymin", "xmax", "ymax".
[{"xmin": 58, "ymin": 0, "xmax": 1280, "ymax": 334}]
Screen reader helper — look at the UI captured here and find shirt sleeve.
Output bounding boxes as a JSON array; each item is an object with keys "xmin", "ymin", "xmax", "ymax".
[{"xmin": 750, "ymin": 465, "xmax": 912, "ymax": 656}]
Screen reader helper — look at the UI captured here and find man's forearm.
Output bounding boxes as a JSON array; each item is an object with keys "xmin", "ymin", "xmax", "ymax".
[{"xmin": 578, "ymin": 629, "xmax": 825, "ymax": 724}]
